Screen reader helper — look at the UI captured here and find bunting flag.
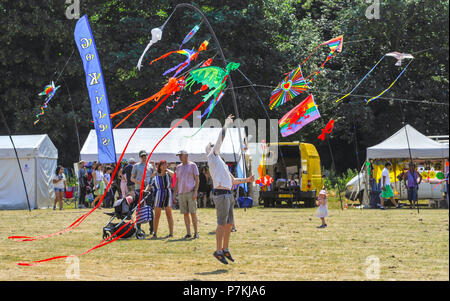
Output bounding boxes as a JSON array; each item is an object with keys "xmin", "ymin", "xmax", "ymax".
[
  {"xmin": 278, "ymin": 94, "xmax": 320, "ymax": 137},
  {"xmin": 74, "ymin": 15, "xmax": 116, "ymax": 163}
]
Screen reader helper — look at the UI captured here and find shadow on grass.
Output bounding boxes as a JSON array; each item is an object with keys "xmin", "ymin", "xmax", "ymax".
[
  {"xmin": 195, "ymin": 269, "xmax": 228, "ymax": 276},
  {"xmin": 166, "ymin": 237, "xmax": 194, "ymax": 243}
]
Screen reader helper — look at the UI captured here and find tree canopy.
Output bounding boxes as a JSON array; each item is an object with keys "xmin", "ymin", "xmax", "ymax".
[{"xmin": 0, "ymin": 0, "xmax": 448, "ymax": 172}]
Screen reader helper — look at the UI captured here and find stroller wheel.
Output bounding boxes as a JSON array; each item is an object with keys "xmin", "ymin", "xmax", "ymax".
[
  {"xmin": 103, "ymin": 231, "xmax": 113, "ymax": 241},
  {"xmin": 136, "ymin": 229, "xmax": 146, "ymax": 240}
]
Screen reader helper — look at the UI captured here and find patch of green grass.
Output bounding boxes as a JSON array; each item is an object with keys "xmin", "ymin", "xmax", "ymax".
[{"xmin": 0, "ymin": 206, "xmax": 448, "ymax": 281}]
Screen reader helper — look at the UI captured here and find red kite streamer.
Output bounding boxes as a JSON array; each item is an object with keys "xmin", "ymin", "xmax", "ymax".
[
  {"xmin": 9, "ymin": 99, "xmax": 170, "ymax": 243},
  {"xmin": 16, "ymin": 101, "xmax": 204, "ymax": 266}
]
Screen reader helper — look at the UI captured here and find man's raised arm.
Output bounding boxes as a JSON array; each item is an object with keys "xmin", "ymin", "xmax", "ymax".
[{"xmin": 214, "ymin": 114, "xmax": 234, "ymax": 155}]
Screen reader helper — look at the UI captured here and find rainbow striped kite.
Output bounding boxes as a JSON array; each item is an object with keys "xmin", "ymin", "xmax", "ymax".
[
  {"xmin": 278, "ymin": 94, "xmax": 321, "ymax": 137},
  {"xmin": 307, "ymin": 35, "xmax": 343, "ymax": 84},
  {"xmin": 269, "ymin": 64, "xmax": 309, "ymax": 110}
]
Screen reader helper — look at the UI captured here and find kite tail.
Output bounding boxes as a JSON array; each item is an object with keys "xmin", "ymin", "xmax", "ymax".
[
  {"xmin": 16, "ymin": 101, "xmax": 204, "ymax": 266},
  {"xmin": 334, "ymin": 55, "xmax": 386, "ymax": 103},
  {"xmin": 9, "ymin": 98, "xmax": 168, "ymax": 243},
  {"xmin": 166, "ymin": 97, "xmax": 180, "ymax": 112},
  {"xmin": 366, "ymin": 60, "xmax": 413, "ymax": 104}
]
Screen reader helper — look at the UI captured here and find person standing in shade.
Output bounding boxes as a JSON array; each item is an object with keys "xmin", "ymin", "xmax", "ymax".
[
  {"xmin": 175, "ymin": 150, "xmax": 200, "ymax": 239},
  {"xmin": 198, "ymin": 167, "xmax": 210, "ymax": 208},
  {"xmin": 77, "ymin": 160, "xmax": 88, "ymax": 208},
  {"xmin": 53, "ymin": 166, "xmax": 67, "ymax": 210},
  {"xmin": 206, "ymin": 115, "xmax": 254, "ymax": 264},
  {"xmin": 124, "ymin": 158, "xmax": 136, "ymax": 194},
  {"xmin": 380, "ymin": 162, "xmax": 401, "ymax": 209},
  {"xmin": 403, "ymin": 163, "xmax": 422, "ymax": 208}
]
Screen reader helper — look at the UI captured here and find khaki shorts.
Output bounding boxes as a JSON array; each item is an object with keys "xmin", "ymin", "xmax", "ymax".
[
  {"xmin": 178, "ymin": 191, "xmax": 197, "ymax": 214},
  {"xmin": 214, "ymin": 193, "xmax": 235, "ymax": 225}
]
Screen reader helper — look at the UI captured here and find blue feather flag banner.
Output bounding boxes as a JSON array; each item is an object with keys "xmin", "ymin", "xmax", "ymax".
[{"xmin": 74, "ymin": 15, "xmax": 116, "ymax": 163}]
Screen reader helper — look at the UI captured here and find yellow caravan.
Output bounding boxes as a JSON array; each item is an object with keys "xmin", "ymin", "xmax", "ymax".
[{"xmin": 258, "ymin": 142, "xmax": 323, "ymax": 208}]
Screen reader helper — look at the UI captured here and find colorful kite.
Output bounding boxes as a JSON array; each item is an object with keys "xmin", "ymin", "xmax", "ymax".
[
  {"xmin": 150, "ymin": 40, "xmax": 209, "ymax": 77},
  {"xmin": 317, "ymin": 119, "xmax": 335, "ymax": 141},
  {"xmin": 34, "ymin": 81, "xmax": 60, "ymax": 125},
  {"xmin": 110, "ymin": 76, "xmax": 186, "ymax": 128},
  {"xmin": 269, "ymin": 64, "xmax": 309, "ymax": 110},
  {"xmin": 185, "ymin": 62, "xmax": 240, "ymax": 136},
  {"xmin": 278, "ymin": 94, "xmax": 320, "ymax": 137},
  {"xmin": 255, "ymin": 175, "xmax": 273, "ymax": 187},
  {"xmin": 179, "ymin": 22, "xmax": 202, "ymax": 50},
  {"xmin": 306, "ymin": 35, "xmax": 343, "ymax": 84}
]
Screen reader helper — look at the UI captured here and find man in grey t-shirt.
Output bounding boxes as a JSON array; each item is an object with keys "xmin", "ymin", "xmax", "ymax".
[{"xmin": 131, "ymin": 150, "xmax": 155, "ymax": 192}]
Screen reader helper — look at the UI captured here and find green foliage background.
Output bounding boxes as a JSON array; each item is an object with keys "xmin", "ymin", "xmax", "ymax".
[{"xmin": 0, "ymin": 0, "xmax": 448, "ymax": 173}]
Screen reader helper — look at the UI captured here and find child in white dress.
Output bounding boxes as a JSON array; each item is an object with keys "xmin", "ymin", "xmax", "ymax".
[{"xmin": 316, "ymin": 190, "xmax": 328, "ymax": 228}]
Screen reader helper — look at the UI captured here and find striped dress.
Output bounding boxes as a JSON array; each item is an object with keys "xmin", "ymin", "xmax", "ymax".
[{"xmin": 151, "ymin": 173, "xmax": 173, "ymax": 208}]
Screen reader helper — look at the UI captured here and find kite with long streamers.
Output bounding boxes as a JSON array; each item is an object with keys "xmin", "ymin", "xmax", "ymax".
[
  {"xmin": 110, "ymin": 76, "xmax": 186, "ymax": 128},
  {"xmin": 269, "ymin": 64, "xmax": 309, "ymax": 110},
  {"xmin": 150, "ymin": 40, "xmax": 208, "ymax": 77},
  {"xmin": 185, "ymin": 62, "xmax": 240, "ymax": 136},
  {"xmin": 13, "ymin": 102, "xmax": 205, "ymax": 266},
  {"xmin": 278, "ymin": 94, "xmax": 320, "ymax": 137},
  {"xmin": 34, "ymin": 81, "xmax": 60, "ymax": 125},
  {"xmin": 179, "ymin": 22, "xmax": 202, "ymax": 49},
  {"xmin": 9, "ymin": 96, "xmax": 172, "ymax": 244},
  {"xmin": 317, "ymin": 119, "xmax": 335, "ymax": 141},
  {"xmin": 334, "ymin": 52, "xmax": 413, "ymax": 103},
  {"xmin": 306, "ymin": 35, "xmax": 343, "ymax": 84}
]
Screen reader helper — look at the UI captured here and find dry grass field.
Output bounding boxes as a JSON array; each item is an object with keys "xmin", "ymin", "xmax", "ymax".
[{"xmin": 0, "ymin": 199, "xmax": 448, "ymax": 281}]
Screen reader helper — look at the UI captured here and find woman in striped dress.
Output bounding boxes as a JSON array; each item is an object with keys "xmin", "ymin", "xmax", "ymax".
[{"xmin": 149, "ymin": 160, "xmax": 174, "ymax": 239}]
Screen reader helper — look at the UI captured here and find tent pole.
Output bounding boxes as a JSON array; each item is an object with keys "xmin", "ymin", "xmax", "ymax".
[{"xmin": 0, "ymin": 105, "xmax": 32, "ymax": 211}]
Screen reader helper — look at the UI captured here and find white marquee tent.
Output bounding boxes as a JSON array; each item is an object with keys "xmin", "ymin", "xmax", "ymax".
[
  {"xmin": 0, "ymin": 134, "xmax": 58, "ymax": 209},
  {"xmin": 80, "ymin": 127, "xmax": 246, "ymax": 163},
  {"xmin": 367, "ymin": 124, "xmax": 449, "ymax": 159}
]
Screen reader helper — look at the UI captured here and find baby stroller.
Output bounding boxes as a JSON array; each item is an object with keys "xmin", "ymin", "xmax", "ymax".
[{"xmin": 102, "ymin": 192, "xmax": 153, "ymax": 241}]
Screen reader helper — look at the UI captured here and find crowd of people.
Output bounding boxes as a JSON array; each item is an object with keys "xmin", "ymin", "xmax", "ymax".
[{"xmin": 53, "ymin": 114, "xmax": 254, "ymax": 264}]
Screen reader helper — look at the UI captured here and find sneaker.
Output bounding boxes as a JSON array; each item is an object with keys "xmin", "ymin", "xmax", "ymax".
[
  {"xmin": 193, "ymin": 233, "xmax": 199, "ymax": 239},
  {"xmin": 396, "ymin": 204, "xmax": 404, "ymax": 209},
  {"xmin": 222, "ymin": 249, "xmax": 234, "ymax": 262},
  {"xmin": 184, "ymin": 234, "xmax": 192, "ymax": 239},
  {"xmin": 168, "ymin": 234, "xmax": 173, "ymax": 238},
  {"xmin": 317, "ymin": 224, "xmax": 326, "ymax": 228},
  {"xmin": 151, "ymin": 234, "xmax": 157, "ymax": 240},
  {"xmin": 213, "ymin": 251, "xmax": 228, "ymax": 265},
  {"xmin": 379, "ymin": 206, "xmax": 385, "ymax": 210}
]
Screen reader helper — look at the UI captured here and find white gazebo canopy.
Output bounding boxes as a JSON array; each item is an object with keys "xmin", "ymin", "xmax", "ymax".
[
  {"xmin": 80, "ymin": 127, "xmax": 246, "ymax": 163},
  {"xmin": 0, "ymin": 134, "xmax": 58, "ymax": 209},
  {"xmin": 367, "ymin": 124, "xmax": 449, "ymax": 159}
]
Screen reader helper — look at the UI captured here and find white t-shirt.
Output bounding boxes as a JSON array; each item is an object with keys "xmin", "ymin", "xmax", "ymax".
[
  {"xmin": 207, "ymin": 149, "xmax": 233, "ymax": 190},
  {"xmin": 381, "ymin": 168, "xmax": 391, "ymax": 187},
  {"xmin": 53, "ymin": 173, "xmax": 66, "ymax": 189}
]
